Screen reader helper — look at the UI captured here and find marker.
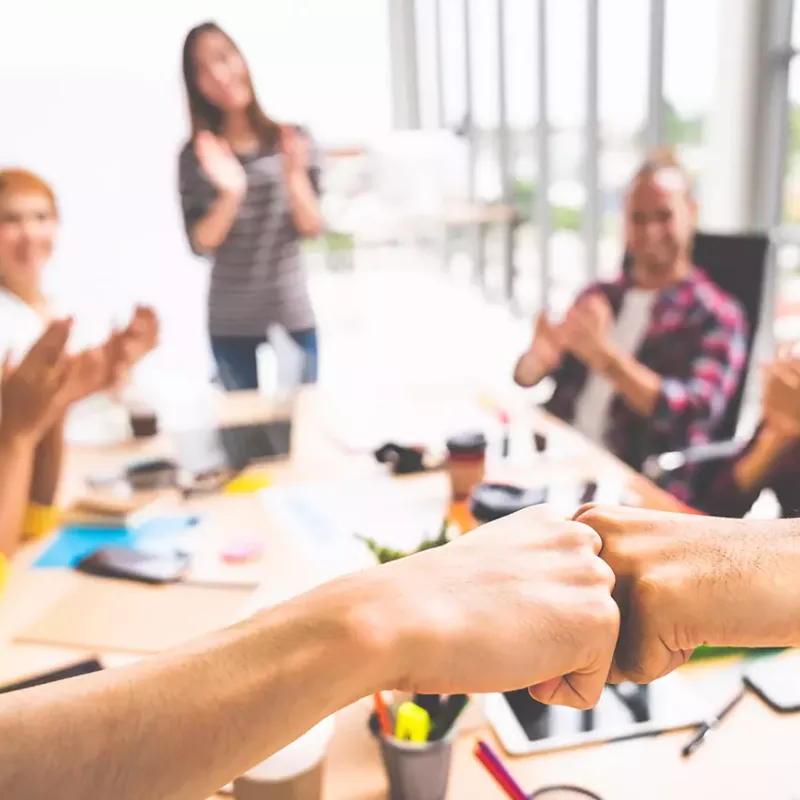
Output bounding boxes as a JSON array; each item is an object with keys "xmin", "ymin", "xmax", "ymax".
[
  {"xmin": 430, "ymin": 694, "xmax": 470, "ymax": 741},
  {"xmin": 394, "ymin": 701, "xmax": 432, "ymax": 743},
  {"xmin": 412, "ymin": 693, "xmax": 442, "ymax": 718}
]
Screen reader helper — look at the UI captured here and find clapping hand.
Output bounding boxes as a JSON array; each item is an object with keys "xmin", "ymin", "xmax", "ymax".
[
  {"xmin": 560, "ymin": 293, "xmax": 614, "ymax": 372},
  {"xmin": 99, "ymin": 306, "xmax": 160, "ymax": 391},
  {"xmin": 514, "ymin": 311, "xmax": 564, "ymax": 387},
  {"xmin": 762, "ymin": 358, "xmax": 800, "ymax": 440},
  {"xmin": 279, "ymin": 125, "xmax": 311, "ymax": 175},
  {"xmin": 530, "ymin": 312, "xmax": 564, "ymax": 374},
  {"xmin": 0, "ymin": 319, "xmax": 74, "ymax": 442},
  {"xmin": 194, "ymin": 131, "xmax": 247, "ymax": 197}
]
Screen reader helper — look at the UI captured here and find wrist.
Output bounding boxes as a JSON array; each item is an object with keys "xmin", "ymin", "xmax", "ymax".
[
  {"xmin": 284, "ymin": 165, "xmax": 309, "ymax": 183},
  {"xmin": 761, "ymin": 422, "xmax": 799, "ymax": 450},
  {"xmin": 695, "ymin": 520, "xmax": 800, "ymax": 649},
  {"xmin": 220, "ymin": 185, "xmax": 246, "ymax": 204},
  {"xmin": 283, "ymin": 571, "xmax": 405, "ymax": 696},
  {"xmin": 741, "ymin": 521, "xmax": 800, "ymax": 647},
  {"xmin": 0, "ymin": 422, "xmax": 39, "ymax": 452},
  {"xmin": 596, "ymin": 343, "xmax": 618, "ymax": 376}
]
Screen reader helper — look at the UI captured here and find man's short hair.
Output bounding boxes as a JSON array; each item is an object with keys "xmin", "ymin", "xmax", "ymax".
[{"xmin": 633, "ymin": 148, "xmax": 694, "ymax": 198}]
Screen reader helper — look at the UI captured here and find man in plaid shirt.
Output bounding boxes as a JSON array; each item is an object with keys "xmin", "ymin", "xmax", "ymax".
[{"xmin": 515, "ymin": 151, "xmax": 748, "ymax": 504}]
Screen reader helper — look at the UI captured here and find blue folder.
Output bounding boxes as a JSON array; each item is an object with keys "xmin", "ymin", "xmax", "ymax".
[{"xmin": 34, "ymin": 515, "xmax": 199, "ymax": 570}]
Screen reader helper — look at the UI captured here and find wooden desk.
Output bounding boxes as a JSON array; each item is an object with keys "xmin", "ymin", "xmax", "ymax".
[{"xmin": 2, "ymin": 386, "xmax": 783, "ymax": 800}]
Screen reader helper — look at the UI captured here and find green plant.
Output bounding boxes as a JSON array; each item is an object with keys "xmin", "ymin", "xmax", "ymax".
[
  {"xmin": 357, "ymin": 521, "xmax": 450, "ymax": 565},
  {"xmin": 512, "ymin": 178, "xmax": 537, "ymax": 214},
  {"xmin": 552, "ymin": 205, "xmax": 583, "ymax": 232}
]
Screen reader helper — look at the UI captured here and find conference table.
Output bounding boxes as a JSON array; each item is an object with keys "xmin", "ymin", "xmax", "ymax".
[{"xmin": 2, "ymin": 386, "xmax": 797, "ymax": 800}]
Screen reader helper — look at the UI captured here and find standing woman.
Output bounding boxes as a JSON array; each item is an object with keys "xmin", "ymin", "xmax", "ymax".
[{"xmin": 179, "ymin": 21, "xmax": 324, "ymax": 391}]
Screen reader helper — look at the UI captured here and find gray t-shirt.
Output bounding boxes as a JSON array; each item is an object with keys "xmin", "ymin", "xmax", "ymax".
[{"xmin": 178, "ymin": 130, "xmax": 321, "ymax": 337}]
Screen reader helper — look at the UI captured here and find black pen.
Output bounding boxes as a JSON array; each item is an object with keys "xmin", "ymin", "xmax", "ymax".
[
  {"xmin": 412, "ymin": 693, "xmax": 442, "ymax": 719},
  {"xmin": 430, "ymin": 694, "xmax": 470, "ymax": 741},
  {"xmin": 681, "ymin": 688, "xmax": 745, "ymax": 758}
]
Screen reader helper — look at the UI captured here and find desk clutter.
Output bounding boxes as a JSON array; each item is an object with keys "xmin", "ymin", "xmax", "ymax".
[
  {"xmin": 11, "ymin": 388, "xmax": 800, "ymax": 800},
  {"xmin": 370, "ymin": 692, "xmax": 470, "ymax": 800}
]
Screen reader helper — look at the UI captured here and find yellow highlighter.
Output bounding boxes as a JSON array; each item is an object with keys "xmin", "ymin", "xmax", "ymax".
[
  {"xmin": 394, "ymin": 701, "xmax": 432, "ymax": 743},
  {"xmin": 223, "ymin": 471, "xmax": 272, "ymax": 494}
]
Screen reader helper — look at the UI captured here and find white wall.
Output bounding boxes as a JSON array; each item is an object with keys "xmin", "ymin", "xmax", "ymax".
[{"xmin": 0, "ymin": 1, "xmax": 392, "ymax": 383}]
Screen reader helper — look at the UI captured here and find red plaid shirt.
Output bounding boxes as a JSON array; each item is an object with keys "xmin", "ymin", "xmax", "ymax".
[{"xmin": 545, "ymin": 267, "xmax": 749, "ymax": 503}]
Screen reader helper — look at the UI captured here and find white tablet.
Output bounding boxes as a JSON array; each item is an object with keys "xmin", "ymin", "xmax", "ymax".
[{"xmin": 484, "ymin": 673, "xmax": 708, "ymax": 756}]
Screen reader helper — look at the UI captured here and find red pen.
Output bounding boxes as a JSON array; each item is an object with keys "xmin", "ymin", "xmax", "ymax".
[
  {"xmin": 374, "ymin": 692, "xmax": 393, "ymax": 737},
  {"xmin": 473, "ymin": 739, "xmax": 527, "ymax": 800}
]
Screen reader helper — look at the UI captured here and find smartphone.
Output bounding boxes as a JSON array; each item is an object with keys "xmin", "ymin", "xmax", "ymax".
[
  {"xmin": 0, "ymin": 658, "xmax": 104, "ymax": 695},
  {"xmin": 743, "ymin": 651, "xmax": 800, "ymax": 712},
  {"xmin": 76, "ymin": 547, "xmax": 191, "ymax": 585}
]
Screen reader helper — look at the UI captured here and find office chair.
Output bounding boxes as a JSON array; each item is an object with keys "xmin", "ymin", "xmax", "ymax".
[{"xmin": 630, "ymin": 232, "xmax": 771, "ymax": 507}]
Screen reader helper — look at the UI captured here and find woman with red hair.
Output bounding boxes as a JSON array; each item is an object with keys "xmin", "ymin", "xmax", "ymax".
[{"xmin": 0, "ymin": 168, "xmax": 159, "ymax": 561}]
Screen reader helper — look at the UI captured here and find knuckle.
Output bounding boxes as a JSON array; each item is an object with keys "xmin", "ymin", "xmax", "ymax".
[
  {"xmin": 555, "ymin": 522, "xmax": 601, "ymax": 552},
  {"xmin": 591, "ymin": 593, "xmax": 621, "ymax": 631},
  {"xmin": 631, "ymin": 574, "xmax": 664, "ymax": 611},
  {"xmin": 571, "ymin": 592, "xmax": 619, "ymax": 640},
  {"xmin": 592, "ymin": 557, "xmax": 617, "ymax": 591},
  {"xmin": 569, "ymin": 553, "xmax": 616, "ymax": 590},
  {"xmin": 573, "ymin": 504, "xmax": 617, "ymax": 533}
]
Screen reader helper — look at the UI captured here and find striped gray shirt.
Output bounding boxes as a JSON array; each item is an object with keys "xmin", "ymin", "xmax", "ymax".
[{"xmin": 178, "ymin": 132, "xmax": 321, "ymax": 337}]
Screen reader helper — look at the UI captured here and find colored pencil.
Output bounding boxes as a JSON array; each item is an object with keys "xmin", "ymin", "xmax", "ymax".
[
  {"xmin": 474, "ymin": 739, "xmax": 528, "ymax": 800},
  {"xmin": 373, "ymin": 692, "xmax": 393, "ymax": 737}
]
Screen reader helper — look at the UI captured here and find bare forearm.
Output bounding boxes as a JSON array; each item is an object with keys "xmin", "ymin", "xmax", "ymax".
[
  {"xmin": 284, "ymin": 170, "xmax": 322, "ymax": 237},
  {"xmin": 603, "ymin": 349, "xmax": 661, "ymax": 416},
  {"xmin": 0, "ymin": 575, "xmax": 388, "ymax": 800},
  {"xmin": 0, "ymin": 430, "xmax": 36, "ymax": 557},
  {"xmin": 30, "ymin": 419, "xmax": 65, "ymax": 506},
  {"xmin": 190, "ymin": 190, "xmax": 244, "ymax": 253},
  {"xmin": 733, "ymin": 427, "xmax": 794, "ymax": 493}
]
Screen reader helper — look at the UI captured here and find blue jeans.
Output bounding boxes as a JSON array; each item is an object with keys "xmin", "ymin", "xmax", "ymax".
[{"xmin": 210, "ymin": 328, "xmax": 319, "ymax": 391}]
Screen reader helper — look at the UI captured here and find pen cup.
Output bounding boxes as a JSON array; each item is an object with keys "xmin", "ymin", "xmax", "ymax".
[{"xmin": 369, "ymin": 713, "xmax": 453, "ymax": 800}]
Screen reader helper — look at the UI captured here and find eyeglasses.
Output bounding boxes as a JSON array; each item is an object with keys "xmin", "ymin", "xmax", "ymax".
[{"xmin": 530, "ymin": 786, "xmax": 605, "ymax": 800}]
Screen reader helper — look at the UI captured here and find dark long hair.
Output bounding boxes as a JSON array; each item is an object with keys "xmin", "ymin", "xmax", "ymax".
[{"xmin": 181, "ymin": 21, "xmax": 279, "ymax": 148}]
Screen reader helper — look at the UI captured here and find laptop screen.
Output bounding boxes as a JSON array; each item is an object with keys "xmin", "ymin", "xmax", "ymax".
[{"xmin": 174, "ymin": 421, "xmax": 293, "ymax": 476}]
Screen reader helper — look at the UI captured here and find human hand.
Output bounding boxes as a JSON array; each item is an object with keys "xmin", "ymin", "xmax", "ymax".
[
  {"xmin": 514, "ymin": 312, "xmax": 564, "ymax": 387},
  {"xmin": 194, "ymin": 131, "xmax": 247, "ymax": 197},
  {"xmin": 280, "ymin": 125, "xmax": 311, "ymax": 175},
  {"xmin": 116, "ymin": 306, "xmax": 160, "ymax": 373},
  {"xmin": 762, "ymin": 359, "xmax": 800, "ymax": 440},
  {"xmin": 352, "ymin": 506, "xmax": 619, "ymax": 709},
  {"xmin": 530, "ymin": 311, "xmax": 564, "ymax": 373},
  {"xmin": 560, "ymin": 294, "xmax": 614, "ymax": 372},
  {"xmin": 57, "ymin": 347, "xmax": 113, "ymax": 406},
  {"xmin": 0, "ymin": 319, "xmax": 73, "ymax": 442},
  {"xmin": 575, "ymin": 505, "xmax": 800, "ymax": 685}
]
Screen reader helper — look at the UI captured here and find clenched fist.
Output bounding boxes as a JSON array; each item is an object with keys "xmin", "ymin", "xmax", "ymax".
[
  {"xmin": 575, "ymin": 505, "xmax": 800, "ymax": 685},
  {"xmin": 359, "ymin": 505, "xmax": 620, "ymax": 709}
]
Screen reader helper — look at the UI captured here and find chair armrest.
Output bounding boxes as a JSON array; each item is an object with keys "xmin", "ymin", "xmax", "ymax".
[{"xmin": 642, "ymin": 439, "xmax": 743, "ymax": 483}]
